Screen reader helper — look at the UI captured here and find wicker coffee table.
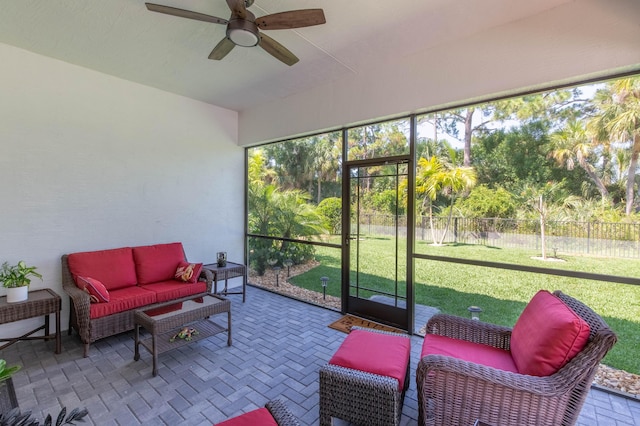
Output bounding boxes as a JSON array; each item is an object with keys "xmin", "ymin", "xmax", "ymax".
[{"xmin": 134, "ymin": 293, "xmax": 231, "ymax": 376}]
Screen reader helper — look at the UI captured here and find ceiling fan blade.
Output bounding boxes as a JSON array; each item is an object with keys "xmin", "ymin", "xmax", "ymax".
[
  {"xmin": 145, "ymin": 3, "xmax": 227, "ymax": 25},
  {"xmin": 259, "ymin": 33, "xmax": 299, "ymax": 66},
  {"xmin": 208, "ymin": 37, "xmax": 236, "ymax": 60},
  {"xmin": 226, "ymin": 0, "xmax": 248, "ymax": 19},
  {"xmin": 256, "ymin": 9, "xmax": 326, "ymax": 30}
]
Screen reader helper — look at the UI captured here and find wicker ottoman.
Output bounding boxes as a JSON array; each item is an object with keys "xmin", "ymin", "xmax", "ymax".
[{"xmin": 319, "ymin": 327, "xmax": 411, "ymax": 426}]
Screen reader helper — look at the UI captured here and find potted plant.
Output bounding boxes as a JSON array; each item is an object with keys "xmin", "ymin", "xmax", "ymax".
[
  {"xmin": 0, "ymin": 261, "xmax": 42, "ymax": 303},
  {"xmin": 0, "ymin": 406, "xmax": 88, "ymax": 426},
  {"xmin": 0, "ymin": 359, "xmax": 20, "ymax": 413}
]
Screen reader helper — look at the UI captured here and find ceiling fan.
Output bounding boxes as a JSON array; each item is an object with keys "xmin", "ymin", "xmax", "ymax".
[{"xmin": 145, "ymin": 0, "xmax": 326, "ymax": 66}]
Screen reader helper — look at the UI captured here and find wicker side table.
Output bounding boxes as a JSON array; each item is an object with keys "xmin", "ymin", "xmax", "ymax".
[
  {"xmin": 0, "ymin": 289, "xmax": 61, "ymax": 354},
  {"xmin": 202, "ymin": 262, "xmax": 247, "ymax": 302}
]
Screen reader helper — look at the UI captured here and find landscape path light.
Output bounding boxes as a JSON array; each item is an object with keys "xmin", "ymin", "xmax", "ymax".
[
  {"xmin": 320, "ymin": 276, "xmax": 329, "ymax": 300},
  {"xmin": 468, "ymin": 306, "xmax": 482, "ymax": 321},
  {"xmin": 283, "ymin": 259, "xmax": 293, "ymax": 277},
  {"xmin": 273, "ymin": 266, "xmax": 281, "ymax": 287}
]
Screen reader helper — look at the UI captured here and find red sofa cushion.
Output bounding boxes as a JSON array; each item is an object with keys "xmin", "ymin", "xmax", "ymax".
[
  {"xmin": 329, "ymin": 329, "xmax": 410, "ymax": 391},
  {"xmin": 76, "ymin": 276, "xmax": 110, "ymax": 303},
  {"xmin": 421, "ymin": 334, "xmax": 518, "ymax": 373},
  {"xmin": 89, "ymin": 286, "xmax": 157, "ymax": 319},
  {"xmin": 511, "ymin": 290, "xmax": 591, "ymax": 376},
  {"xmin": 174, "ymin": 262, "xmax": 203, "ymax": 283},
  {"xmin": 216, "ymin": 408, "xmax": 277, "ymax": 426},
  {"xmin": 140, "ymin": 280, "xmax": 207, "ymax": 303},
  {"xmin": 68, "ymin": 247, "xmax": 137, "ymax": 291},
  {"xmin": 133, "ymin": 242, "xmax": 185, "ymax": 284}
]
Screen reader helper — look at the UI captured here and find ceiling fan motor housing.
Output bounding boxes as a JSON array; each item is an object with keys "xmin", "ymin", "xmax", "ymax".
[{"xmin": 227, "ymin": 18, "xmax": 260, "ymax": 47}]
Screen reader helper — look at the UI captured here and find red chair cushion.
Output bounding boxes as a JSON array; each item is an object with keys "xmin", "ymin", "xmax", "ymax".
[
  {"xmin": 511, "ymin": 290, "xmax": 591, "ymax": 376},
  {"xmin": 421, "ymin": 334, "xmax": 518, "ymax": 373},
  {"xmin": 89, "ymin": 286, "xmax": 157, "ymax": 319},
  {"xmin": 174, "ymin": 262, "xmax": 203, "ymax": 283},
  {"xmin": 216, "ymin": 408, "xmax": 278, "ymax": 426},
  {"xmin": 140, "ymin": 280, "xmax": 207, "ymax": 303},
  {"xmin": 133, "ymin": 243, "xmax": 185, "ymax": 284},
  {"xmin": 76, "ymin": 276, "xmax": 110, "ymax": 303},
  {"xmin": 329, "ymin": 329, "xmax": 410, "ymax": 391},
  {"xmin": 68, "ymin": 247, "xmax": 137, "ymax": 291}
]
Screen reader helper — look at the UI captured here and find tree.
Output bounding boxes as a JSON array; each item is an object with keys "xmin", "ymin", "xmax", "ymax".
[
  {"xmin": 516, "ymin": 182, "xmax": 580, "ymax": 260},
  {"xmin": 415, "ymin": 155, "xmax": 477, "ymax": 245},
  {"xmin": 589, "ymin": 77, "xmax": 640, "ymax": 215},
  {"xmin": 317, "ymin": 197, "xmax": 342, "ymax": 234},
  {"xmin": 247, "ymin": 151, "xmax": 328, "ymax": 275},
  {"xmin": 312, "ymin": 134, "xmax": 341, "ymax": 203},
  {"xmin": 549, "ymin": 119, "xmax": 610, "ymax": 203},
  {"xmin": 454, "ymin": 185, "xmax": 516, "ymax": 218},
  {"xmin": 415, "ymin": 156, "xmax": 444, "ymax": 243},
  {"xmin": 434, "ymin": 165, "xmax": 477, "ymax": 244}
]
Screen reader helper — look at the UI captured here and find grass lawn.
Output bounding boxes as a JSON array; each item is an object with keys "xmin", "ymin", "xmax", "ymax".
[{"xmin": 289, "ymin": 236, "xmax": 640, "ymax": 375}]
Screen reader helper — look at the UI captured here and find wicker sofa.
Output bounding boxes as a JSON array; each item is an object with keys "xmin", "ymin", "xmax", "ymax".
[
  {"xmin": 62, "ymin": 242, "xmax": 213, "ymax": 357},
  {"xmin": 416, "ymin": 290, "xmax": 617, "ymax": 426}
]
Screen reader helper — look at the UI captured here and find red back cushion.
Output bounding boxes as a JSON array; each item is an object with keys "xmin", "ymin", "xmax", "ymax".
[
  {"xmin": 133, "ymin": 242, "xmax": 186, "ymax": 284},
  {"xmin": 76, "ymin": 276, "xmax": 110, "ymax": 303},
  {"xmin": 511, "ymin": 290, "xmax": 591, "ymax": 376},
  {"xmin": 174, "ymin": 262, "xmax": 203, "ymax": 283},
  {"xmin": 329, "ymin": 329, "xmax": 411, "ymax": 391},
  {"xmin": 216, "ymin": 408, "xmax": 277, "ymax": 426},
  {"xmin": 68, "ymin": 247, "xmax": 137, "ymax": 291}
]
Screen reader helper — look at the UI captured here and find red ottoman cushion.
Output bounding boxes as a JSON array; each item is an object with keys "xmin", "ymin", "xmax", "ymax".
[
  {"xmin": 329, "ymin": 329, "xmax": 410, "ymax": 391},
  {"xmin": 511, "ymin": 290, "xmax": 591, "ymax": 376},
  {"xmin": 216, "ymin": 408, "xmax": 277, "ymax": 426}
]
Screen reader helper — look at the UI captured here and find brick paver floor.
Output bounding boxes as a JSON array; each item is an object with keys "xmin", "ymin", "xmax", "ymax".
[{"xmin": 2, "ymin": 286, "xmax": 638, "ymax": 425}]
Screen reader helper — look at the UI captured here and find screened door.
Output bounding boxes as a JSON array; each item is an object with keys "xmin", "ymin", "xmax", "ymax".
[{"xmin": 343, "ymin": 159, "xmax": 410, "ymax": 330}]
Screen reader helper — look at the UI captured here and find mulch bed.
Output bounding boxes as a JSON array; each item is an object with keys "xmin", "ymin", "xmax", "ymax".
[{"xmin": 249, "ymin": 261, "xmax": 640, "ymax": 397}]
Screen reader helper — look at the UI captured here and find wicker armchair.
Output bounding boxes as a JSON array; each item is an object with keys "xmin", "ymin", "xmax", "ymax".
[
  {"xmin": 264, "ymin": 399, "xmax": 301, "ymax": 426},
  {"xmin": 217, "ymin": 399, "xmax": 300, "ymax": 425},
  {"xmin": 416, "ymin": 290, "xmax": 617, "ymax": 426}
]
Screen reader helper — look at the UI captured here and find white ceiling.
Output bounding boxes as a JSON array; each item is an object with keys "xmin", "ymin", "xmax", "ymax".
[{"xmin": 0, "ymin": 0, "xmax": 579, "ymax": 112}]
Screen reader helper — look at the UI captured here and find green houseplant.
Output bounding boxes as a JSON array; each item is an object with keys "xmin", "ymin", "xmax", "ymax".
[
  {"xmin": 0, "ymin": 359, "xmax": 20, "ymax": 414},
  {"xmin": 0, "ymin": 360, "xmax": 19, "ymax": 383},
  {"xmin": 0, "ymin": 261, "xmax": 42, "ymax": 303}
]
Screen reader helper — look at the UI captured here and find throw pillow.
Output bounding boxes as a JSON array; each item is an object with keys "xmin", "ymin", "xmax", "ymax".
[
  {"xmin": 76, "ymin": 276, "xmax": 110, "ymax": 303},
  {"xmin": 174, "ymin": 262, "xmax": 203, "ymax": 283},
  {"xmin": 510, "ymin": 290, "xmax": 590, "ymax": 376}
]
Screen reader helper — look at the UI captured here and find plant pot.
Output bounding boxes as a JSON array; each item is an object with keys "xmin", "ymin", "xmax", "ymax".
[
  {"xmin": 0, "ymin": 377, "xmax": 18, "ymax": 412},
  {"xmin": 6, "ymin": 286, "xmax": 28, "ymax": 303}
]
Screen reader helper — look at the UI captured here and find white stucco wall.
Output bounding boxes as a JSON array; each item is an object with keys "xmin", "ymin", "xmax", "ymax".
[
  {"xmin": 238, "ymin": 0, "xmax": 640, "ymax": 146},
  {"xmin": 0, "ymin": 43, "xmax": 243, "ymax": 339}
]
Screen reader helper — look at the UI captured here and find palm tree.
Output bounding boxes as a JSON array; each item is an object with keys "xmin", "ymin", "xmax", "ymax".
[
  {"xmin": 589, "ymin": 77, "xmax": 640, "ymax": 215},
  {"xmin": 434, "ymin": 165, "xmax": 477, "ymax": 244},
  {"xmin": 415, "ymin": 155, "xmax": 477, "ymax": 245},
  {"xmin": 415, "ymin": 156, "xmax": 444, "ymax": 243},
  {"xmin": 549, "ymin": 119, "xmax": 610, "ymax": 203}
]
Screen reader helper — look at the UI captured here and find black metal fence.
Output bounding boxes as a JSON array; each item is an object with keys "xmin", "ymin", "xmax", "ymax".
[{"xmin": 355, "ymin": 215, "xmax": 640, "ymax": 259}]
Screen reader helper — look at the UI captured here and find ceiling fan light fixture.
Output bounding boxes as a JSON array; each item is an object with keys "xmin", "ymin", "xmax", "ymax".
[{"xmin": 227, "ymin": 19, "xmax": 260, "ymax": 47}]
